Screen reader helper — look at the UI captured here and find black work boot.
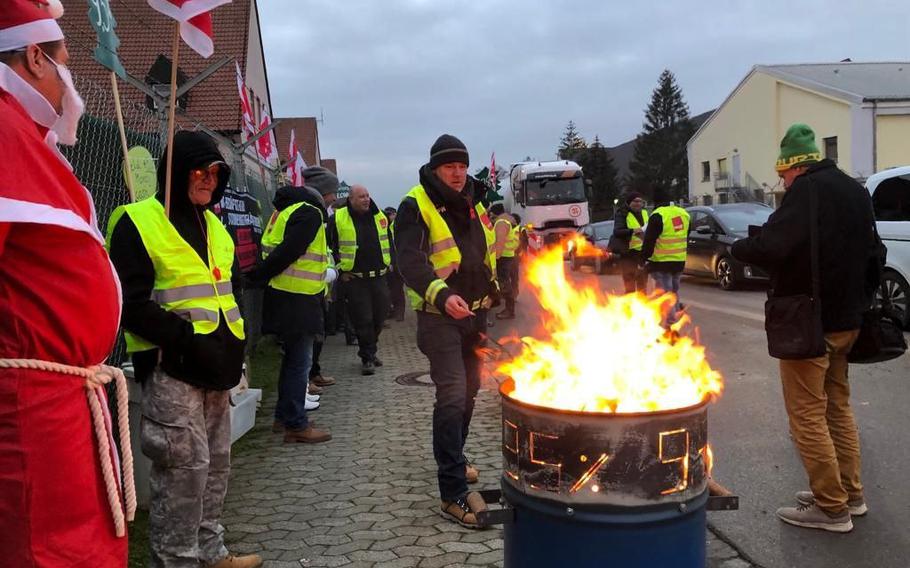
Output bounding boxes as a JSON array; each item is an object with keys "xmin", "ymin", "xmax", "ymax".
[{"xmin": 361, "ymin": 359, "xmax": 375, "ymax": 375}]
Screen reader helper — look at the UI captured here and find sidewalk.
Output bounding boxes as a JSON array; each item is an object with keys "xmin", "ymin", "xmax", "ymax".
[{"xmin": 221, "ymin": 313, "xmax": 755, "ymax": 568}]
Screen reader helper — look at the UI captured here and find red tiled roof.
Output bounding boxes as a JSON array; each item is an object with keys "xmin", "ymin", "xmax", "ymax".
[
  {"xmin": 274, "ymin": 117, "xmax": 320, "ymax": 168},
  {"xmin": 320, "ymin": 159, "xmax": 337, "ymax": 175},
  {"xmin": 60, "ymin": 0, "xmax": 253, "ymax": 132}
]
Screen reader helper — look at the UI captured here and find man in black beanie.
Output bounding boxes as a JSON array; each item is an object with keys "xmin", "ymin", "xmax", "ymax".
[
  {"xmin": 611, "ymin": 191, "xmax": 649, "ymax": 293},
  {"xmin": 395, "ymin": 134, "xmax": 498, "ymax": 528}
]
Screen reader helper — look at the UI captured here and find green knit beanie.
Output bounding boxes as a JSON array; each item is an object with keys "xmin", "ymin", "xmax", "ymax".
[{"xmin": 776, "ymin": 123, "xmax": 821, "ymax": 172}]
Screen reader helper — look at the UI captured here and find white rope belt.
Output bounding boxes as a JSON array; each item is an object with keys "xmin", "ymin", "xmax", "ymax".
[{"xmin": 0, "ymin": 358, "xmax": 137, "ymax": 538}]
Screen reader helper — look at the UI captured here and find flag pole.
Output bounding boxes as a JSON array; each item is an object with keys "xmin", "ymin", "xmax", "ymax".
[
  {"xmin": 164, "ymin": 21, "xmax": 181, "ymax": 217},
  {"xmin": 110, "ymin": 72, "xmax": 136, "ymax": 202}
]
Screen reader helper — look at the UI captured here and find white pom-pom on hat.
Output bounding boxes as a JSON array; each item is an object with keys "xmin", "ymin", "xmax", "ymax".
[{"xmin": 45, "ymin": 0, "xmax": 65, "ymax": 19}]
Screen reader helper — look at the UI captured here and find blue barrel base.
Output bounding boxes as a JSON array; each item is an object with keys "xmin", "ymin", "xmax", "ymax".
[{"xmin": 502, "ymin": 482, "xmax": 707, "ymax": 568}]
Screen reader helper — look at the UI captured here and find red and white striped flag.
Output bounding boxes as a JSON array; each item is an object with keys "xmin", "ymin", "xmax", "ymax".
[
  {"xmin": 147, "ymin": 0, "xmax": 231, "ymax": 58},
  {"xmin": 490, "ymin": 152, "xmax": 497, "ymax": 187},
  {"xmin": 234, "ymin": 62, "xmax": 256, "ymax": 141}
]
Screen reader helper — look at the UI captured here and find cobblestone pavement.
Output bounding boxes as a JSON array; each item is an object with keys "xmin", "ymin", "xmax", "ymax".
[{"xmin": 222, "ymin": 313, "xmax": 755, "ymax": 567}]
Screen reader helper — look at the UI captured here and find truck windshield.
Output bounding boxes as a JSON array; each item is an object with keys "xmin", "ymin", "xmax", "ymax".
[{"xmin": 525, "ymin": 177, "xmax": 586, "ymax": 206}]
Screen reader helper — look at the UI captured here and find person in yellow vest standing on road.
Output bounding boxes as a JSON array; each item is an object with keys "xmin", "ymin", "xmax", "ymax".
[
  {"xmin": 395, "ymin": 134, "xmax": 499, "ymax": 529},
  {"xmin": 640, "ymin": 191, "xmax": 690, "ymax": 324},
  {"xmin": 107, "ymin": 131, "xmax": 262, "ymax": 568},
  {"xmin": 490, "ymin": 203, "xmax": 520, "ymax": 319},
  {"xmin": 328, "ymin": 185, "xmax": 392, "ymax": 375},
  {"xmin": 248, "ymin": 175, "xmax": 336, "ymax": 445},
  {"xmin": 611, "ymin": 192, "xmax": 649, "ymax": 293}
]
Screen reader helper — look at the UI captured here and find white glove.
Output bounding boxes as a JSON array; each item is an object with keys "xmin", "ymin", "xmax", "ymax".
[{"xmin": 324, "ymin": 267, "xmax": 338, "ymax": 283}]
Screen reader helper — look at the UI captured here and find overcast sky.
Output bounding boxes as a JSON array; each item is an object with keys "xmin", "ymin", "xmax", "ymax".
[{"xmin": 259, "ymin": 0, "xmax": 910, "ymax": 208}]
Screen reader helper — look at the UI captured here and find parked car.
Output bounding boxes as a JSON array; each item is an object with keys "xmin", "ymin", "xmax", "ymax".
[
  {"xmin": 867, "ymin": 166, "xmax": 910, "ymax": 327},
  {"xmin": 684, "ymin": 203, "xmax": 773, "ymax": 290},
  {"xmin": 568, "ymin": 220, "xmax": 616, "ymax": 274}
]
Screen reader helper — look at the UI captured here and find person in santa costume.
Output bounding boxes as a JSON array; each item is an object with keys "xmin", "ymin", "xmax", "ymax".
[{"xmin": 0, "ymin": 0, "xmax": 130, "ymax": 566}]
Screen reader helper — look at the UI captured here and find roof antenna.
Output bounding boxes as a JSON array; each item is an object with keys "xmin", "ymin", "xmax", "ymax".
[{"xmin": 317, "ymin": 107, "xmax": 325, "ymax": 125}]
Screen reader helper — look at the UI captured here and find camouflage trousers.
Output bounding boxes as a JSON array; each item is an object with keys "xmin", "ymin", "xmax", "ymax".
[{"xmin": 141, "ymin": 370, "xmax": 232, "ymax": 568}]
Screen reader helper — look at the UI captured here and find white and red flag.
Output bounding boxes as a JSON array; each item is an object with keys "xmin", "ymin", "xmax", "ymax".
[
  {"xmin": 256, "ymin": 107, "xmax": 279, "ymax": 166},
  {"xmin": 234, "ymin": 61, "xmax": 256, "ymax": 140},
  {"xmin": 147, "ymin": 0, "xmax": 231, "ymax": 58},
  {"xmin": 490, "ymin": 152, "xmax": 497, "ymax": 187},
  {"xmin": 286, "ymin": 129, "xmax": 306, "ymax": 185}
]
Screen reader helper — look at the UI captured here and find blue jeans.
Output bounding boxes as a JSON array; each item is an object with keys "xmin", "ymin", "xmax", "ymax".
[
  {"xmin": 275, "ymin": 334, "xmax": 315, "ymax": 430},
  {"xmin": 650, "ymin": 270, "xmax": 682, "ymax": 323}
]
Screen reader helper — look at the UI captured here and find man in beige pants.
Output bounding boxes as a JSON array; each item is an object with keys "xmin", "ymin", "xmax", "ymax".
[{"xmin": 732, "ymin": 123, "xmax": 880, "ymax": 533}]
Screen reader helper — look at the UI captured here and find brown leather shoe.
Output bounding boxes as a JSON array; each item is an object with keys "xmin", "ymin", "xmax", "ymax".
[
  {"xmin": 440, "ymin": 491, "xmax": 488, "ymax": 529},
  {"xmin": 206, "ymin": 554, "xmax": 263, "ymax": 568},
  {"xmin": 308, "ymin": 383, "xmax": 324, "ymax": 395},
  {"xmin": 284, "ymin": 425, "xmax": 331, "ymax": 444},
  {"xmin": 273, "ymin": 420, "xmax": 317, "ymax": 433},
  {"xmin": 466, "ymin": 463, "xmax": 479, "ymax": 484},
  {"xmin": 311, "ymin": 374, "xmax": 336, "ymax": 387}
]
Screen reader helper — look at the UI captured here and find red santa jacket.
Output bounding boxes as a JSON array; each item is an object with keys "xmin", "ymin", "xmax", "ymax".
[{"xmin": 0, "ymin": 78, "xmax": 120, "ymax": 366}]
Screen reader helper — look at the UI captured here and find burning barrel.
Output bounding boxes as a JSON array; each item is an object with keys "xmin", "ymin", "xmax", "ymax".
[
  {"xmin": 499, "ymin": 379, "xmax": 710, "ymax": 567},
  {"xmin": 485, "ymin": 244, "xmax": 725, "ymax": 567}
]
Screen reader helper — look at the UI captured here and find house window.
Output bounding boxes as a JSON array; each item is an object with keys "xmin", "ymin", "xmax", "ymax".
[
  {"xmin": 718, "ymin": 193, "xmax": 729, "ymax": 204},
  {"xmin": 703, "ymin": 195, "xmax": 713, "ymax": 206},
  {"xmin": 717, "ymin": 158, "xmax": 728, "ymax": 178},
  {"xmin": 824, "ymin": 137, "xmax": 838, "ymax": 163},
  {"xmin": 701, "ymin": 161, "xmax": 710, "ymax": 182}
]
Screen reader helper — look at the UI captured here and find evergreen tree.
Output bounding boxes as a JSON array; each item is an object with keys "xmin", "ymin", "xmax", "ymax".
[
  {"xmin": 557, "ymin": 120, "xmax": 587, "ymax": 161},
  {"xmin": 576, "ymin": 135, "xmax": 620, "ymax": 221},
  {"xmin": 628, "ymin": 70, "xmax": 695, "ymax": 202}
]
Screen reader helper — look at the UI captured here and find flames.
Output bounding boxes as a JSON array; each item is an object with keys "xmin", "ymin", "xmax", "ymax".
[{"xmin": 497, "ymin": 245, "xmax": 723, "ymax": 414}]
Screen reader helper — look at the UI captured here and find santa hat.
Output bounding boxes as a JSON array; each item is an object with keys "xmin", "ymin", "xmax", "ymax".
[{"xmin": 0, "ymin": 0, "xmax": 65, "ymax": 53}]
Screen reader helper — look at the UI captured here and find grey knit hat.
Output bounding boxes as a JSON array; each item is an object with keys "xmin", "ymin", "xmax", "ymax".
[{"xmin": 302, "ymin": 166, "xmax": 339, "ymax": 196}]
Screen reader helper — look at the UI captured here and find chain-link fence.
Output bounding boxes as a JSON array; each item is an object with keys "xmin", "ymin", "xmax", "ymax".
[{"xmin": 62, "ymin": 74, "xmax": 281, "ymax": 365}]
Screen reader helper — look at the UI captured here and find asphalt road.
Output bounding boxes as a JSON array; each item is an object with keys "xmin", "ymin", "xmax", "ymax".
[{"xmin": 488, "ymin": 264, "xmax": 910, "ymax": 568}]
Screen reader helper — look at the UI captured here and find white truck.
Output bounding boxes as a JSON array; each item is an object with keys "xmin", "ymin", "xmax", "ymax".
[{"xmin": 504, "ymin": 160, "xmax": 590, "ymax": 254}]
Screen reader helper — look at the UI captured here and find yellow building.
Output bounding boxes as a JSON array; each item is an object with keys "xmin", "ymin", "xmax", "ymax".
[{"xmin": 688, "ymin": 62, "xmax": 910, "ymax": 206}]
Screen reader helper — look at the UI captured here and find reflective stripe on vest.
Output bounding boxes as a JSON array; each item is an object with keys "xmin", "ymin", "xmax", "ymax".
[
  {"xmin": 627, "ymin": 210, "xmax": 649, "ymax": 251},
  {"xmin": 260, "ymin": 201, "xmax": 328, "ymax": 295},
  {"xmin": 333, "ymin": 207, "xmax": 391, "ymax": 272},
  {"xmin": 107, "ymin": 197, "xmax": 245, "ymax": 354},
  {"xmin": 650, "ymin": 206, "xmax": 690, "ymax": 263},
  {"xmin": 403, "ymin": 184, "xmax": 497, "ymax": 311}
]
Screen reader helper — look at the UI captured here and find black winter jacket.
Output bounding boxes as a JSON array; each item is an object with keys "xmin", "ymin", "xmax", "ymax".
[
  {"xmin": 108, "ymin": 131, "xmax": 245, "ymax": 389},
  {"xmin": 731, "ymin": 160, "xmax": 880, "ymax": 332},
  {"xmin": 247, "ymin": 185, "xmax": 327, "ymax": 338},
  {"xmin": 327, "ymin": 199, "xmax": 392, "ymax": 274},
  {"xmin": 395, "ymin": 166, "xmax": 494, "ymax": 314}
]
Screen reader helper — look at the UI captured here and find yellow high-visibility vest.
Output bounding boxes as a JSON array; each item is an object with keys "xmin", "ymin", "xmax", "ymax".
[
  {"xmin": 650, "ymin": 205, "xmax": 690, "ymax": 262},
  {"xmin": 402, "ymin": 184, "xmax": 497, "ymax": 311},
  {"xmin": 106, "ymin": 197, "xmax": 245, "ymax": 354},
  {"xmin": 260, "ymin": 201, "xmax": 328, "ymax": 295},
  {"xmin": 333, "ymin": 206, "xmax": 391, "ymax": 272},
  {"xmin": 503, "ymin": 225, "xmax": 520, "ymax": 258},
  {"xmin": 627, "ymin": 210, "xmax": 649, "ymax": 251}
]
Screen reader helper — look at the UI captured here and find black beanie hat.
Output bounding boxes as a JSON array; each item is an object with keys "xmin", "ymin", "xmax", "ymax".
[
  {"xmin": 624, "ymin": 191, "xmax": 644, "ymax": 205},
  {"xmin": 429, "ymin": 134, "xmax": 469, "ymax": 169}
]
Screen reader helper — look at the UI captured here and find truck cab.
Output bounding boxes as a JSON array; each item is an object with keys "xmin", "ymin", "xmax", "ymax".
[{"xmin": 505, "ymin": 160, "xmax": 590, "ymax": 253}]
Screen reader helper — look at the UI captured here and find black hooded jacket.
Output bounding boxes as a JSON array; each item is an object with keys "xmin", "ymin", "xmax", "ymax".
[
  {"xmin": 247, "ymin": 185, "xmax": 327, "ymax": 337},
  {"xmin": 731, "ymin": 160, "xmax": 880, "ymax": 332},
  {"xmin": 395, "ymin": 166, "xmax": 494, "ymax": 313},
  {"xmin": 108, "ymin": 130, "xmax": 245, "ymax": 389}
]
